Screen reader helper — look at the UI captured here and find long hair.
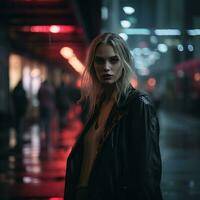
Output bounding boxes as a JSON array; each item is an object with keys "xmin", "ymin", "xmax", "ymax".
[{"xmin": 80, "ymin": 32, "xmax": 134, "ymax": 116}]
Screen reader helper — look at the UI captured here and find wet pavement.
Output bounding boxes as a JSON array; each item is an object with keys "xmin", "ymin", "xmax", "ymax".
[
  {"xmin": 0, "ymin": 112, "xmax": 83, "ymax": 200},
  {"xmin": 159, "ymin": 111, "xmax": 200, "ymax": 200},
  {"xmin": 0, "ymin": 109, "xmax": 200, "ymax": 200}
]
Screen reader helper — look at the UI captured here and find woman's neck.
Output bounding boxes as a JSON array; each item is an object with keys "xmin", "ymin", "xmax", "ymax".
[{"xmin": 103, "ymin": 85, "xmax": 116, "ymax": 103}]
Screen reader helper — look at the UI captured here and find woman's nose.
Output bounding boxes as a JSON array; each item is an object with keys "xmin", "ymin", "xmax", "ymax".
[{"xmin": 103, "ymin": 61, "xmax": 111, "ymax": 71}]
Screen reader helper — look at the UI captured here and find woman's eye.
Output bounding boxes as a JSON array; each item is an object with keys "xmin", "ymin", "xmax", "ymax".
[
  {"xmin": 94, "ymin": 57, "xmax": 105, "ymax": 64},
  {"xmin": 109, "ymin": 57, "xmax": 119, "ymax": 64},
  {"xmin": 94, "ymin": 56, "xmax": 119, "ymax": 65}
]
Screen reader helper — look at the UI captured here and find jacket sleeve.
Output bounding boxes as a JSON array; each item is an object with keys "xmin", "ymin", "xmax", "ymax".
[{"xmin": 122, "ymin": 94, "xmax": 162, "ymax": 200}]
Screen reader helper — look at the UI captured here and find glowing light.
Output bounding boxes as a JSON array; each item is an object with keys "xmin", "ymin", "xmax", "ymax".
[
  {"xmin": 50, "ymin": 25, "xmax": 60, "ymax": 33},
  {"xmin": 131, "ymin": 47, "xmax": 160, "ymax": 70},
  {"xmin": 101, "ymin": 6, "xmax": 108, "ymax": 20},
  {"xmin": 188, "ymin": 44, "xmax": 194, "ymax": 52},
  {"xmin": 187, "ymin": 29, "xmax": 200, "ymax": 36},
  {"xmin": 147, "ymin": 78, "xmax": 156, "ymax": 88},
  {"xmin": 177, "ymin": 44, "xmax": 184, "ymax": 51},
  {"xmin": 23, "ymin": 177, "xmax": 40, "ymax": 184},
  {"xmin": 60, "ymin": 47, "xmax": 74, "ymax": 59},
  {"xmin": 76, "ymin": 78, "xmax": 81, "ymax": 88},
  {"xmin": 120, "ymin": 20, "xmax": 131, "ymax": 28},
  {"xmin": 142, "ymin": 48, "xmax": 150, "ymax": 55},
  {"xmin": 119, "ymin": 33, "xmax": 128, "ymax": 41},
  {"xmin": 150, "ymin": 36, "xmax": 158, "ymax": 44},
  {"xmin": 23, "ymin": 177, "xmax": 32, "ymax": 183},
  {"xmin": 123, "ymin": 6, "xmax": 135, "ymax": 15},
  {"xmin": 157, "ymin": 44, "xmax": 168, "ymax": 53},
  {"xmin": 68, "ymin": 57, "xmax": 85, "ymax": 74},
  {"xmin": 26, "ymin": 166, "xmax": 41, "ymax": 174},
  {"xmin": 132, "ymin": 48, "xmax": 142, "ymax": 56},
  {"xmin": 131, "ymin": 79, "xmax": 138, "ymax": 88},
  {"xmin": 31, "ymin": 68, "xmax": 40, "ymax": 77},
  {"xmin": 60, "ymin": 47, "xmax": 85, "ymax": 74},
  {"xmin": 9, "ymin": 129, "xmax": 16, "ymax": 148},
  {"xmin": 49, "ymin": 198, "xmax": 63, "ymax": 200},
  {"xmin": 124, "ymin": 28, "xmax": 151, "ymax": 35},
  {"xmin": 9, "ymin": 54, "xmax": 22, "ymax": 90},
  {"xmin": 137, "ymin": 68, "xmax": 149, "ymax": 76},
  {"xmin": 22, "ymin": 25, "xmax": 76, "ymax": 33},
  {"xmin": 154, "ymin": 29, "xmax": 181, "ymax": 36},
  {"xmin": 194, "ymin": 72, "xmax": 200, "ymax": 81}
]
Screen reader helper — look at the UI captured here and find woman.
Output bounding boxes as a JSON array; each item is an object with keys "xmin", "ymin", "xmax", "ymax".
[{"xmin": 64, "ymin": 32, "xmax": 162, "ymax": 200}]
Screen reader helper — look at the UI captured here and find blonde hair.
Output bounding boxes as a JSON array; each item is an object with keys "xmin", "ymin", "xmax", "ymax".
[{"xmin": 80, "ymin": 32, "xmax": 134, "ymax": 115}]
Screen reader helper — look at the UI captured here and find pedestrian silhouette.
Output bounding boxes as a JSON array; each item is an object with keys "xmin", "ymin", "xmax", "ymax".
[
  {"xmin": 12, "ymin": 79, "xmax": 28, "ymax": 151},
  {"xmin": 55, "ymin": 80, "xmax": 71, "ymax": 131},
  {"xmin": 37, "ymin": 80, "xmax": 55, "ymax": 150}
]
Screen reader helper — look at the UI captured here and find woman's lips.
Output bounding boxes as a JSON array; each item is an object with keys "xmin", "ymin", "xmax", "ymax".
[{"xmin": 102, "ymin": 74, "xmax": 113, "ymax": 79}]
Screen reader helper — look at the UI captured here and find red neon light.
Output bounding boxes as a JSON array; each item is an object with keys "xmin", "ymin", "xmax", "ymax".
[
  {"xmin": 131, "ymin": 79, "xmax": 138, "ymax": 88},
  {"xmin": 13, "ymin": 0, "xmax": 60, "ymax": 2},
  {"xmin": 147, "ymin": 78, "xmax": 156, "ymax": 89},
  {"xmin": 76, "ymin": 78, "xmax": 81, "ymax": 88},
  {"xmin": 22, "ymin": 25, "xmax": 76, "ymax": 33},
  {"xmin": 50, "ymin": 25, "xmax": 61, "ymax": 33},
  {"xmin": 60, "ymin": 47, "xmax": 85, "ymax": 74},
  {"xmin": 49, "ymin": 198, "xmax": 63, "ymax": 200},
  {"xmin": 194, "ymin": 72, "xmax": 200, "ymax": 82}
]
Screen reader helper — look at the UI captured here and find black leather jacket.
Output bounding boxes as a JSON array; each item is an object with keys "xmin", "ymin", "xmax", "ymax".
[{"xmin": 64, "ymin": 87, "xmax": 163, "ymax": 200}]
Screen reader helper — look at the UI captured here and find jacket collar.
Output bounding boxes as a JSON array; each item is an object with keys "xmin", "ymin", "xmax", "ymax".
[
  {"xmin": 70, "ymin": 86, "xmax": 138, "ymax": 156},
  {"xmin": 117, "ymin": 85, "xmax": 138, "ymax": 110}
]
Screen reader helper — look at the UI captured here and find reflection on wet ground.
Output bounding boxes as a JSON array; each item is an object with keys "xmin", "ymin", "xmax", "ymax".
[
  {"xmin": 159, "ymin": 111, "xmax": 200, "ymax": 200},
  {"xmin": 0, "ymin": 115, "xmax": 83, "ymax": 200},
  {"xmin": 0, "ymin": 109, "xmax": 200, "ymax": 200}
]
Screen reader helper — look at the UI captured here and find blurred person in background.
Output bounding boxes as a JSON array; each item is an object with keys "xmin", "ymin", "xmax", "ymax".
[
  {"xmin": 55, "ymin": 79, "xmax": 71, "ymax": 131},
  {"xmin": 38, "ymin": 79, "xmax": 55, "ymax": 150},
  {"xmin": 12, "ymin": 79, "xmax": 28, "ymax": 151},
  {"xmin": 64, "ymin": 33, "xmax": 162, "ymax": 200}
]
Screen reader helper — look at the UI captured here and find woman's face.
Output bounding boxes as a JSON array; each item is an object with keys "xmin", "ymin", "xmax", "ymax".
[{"xmin": 93, "ymin": 44, "xmax": 123, "ymax": 84}]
